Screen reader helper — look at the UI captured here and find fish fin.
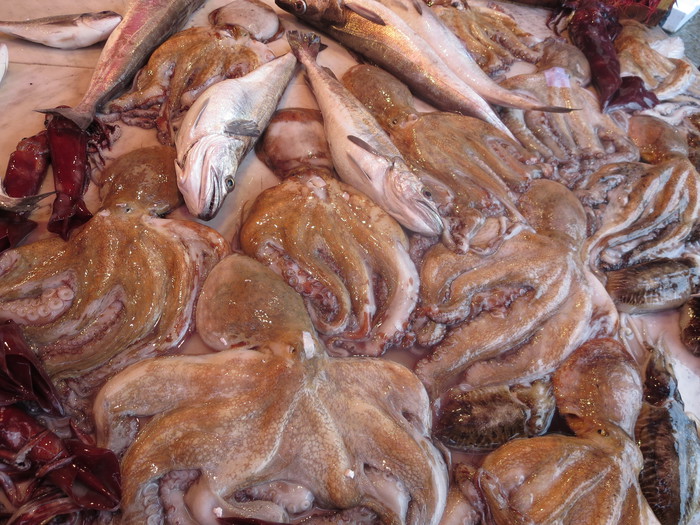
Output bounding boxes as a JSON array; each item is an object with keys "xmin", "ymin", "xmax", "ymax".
[
  {"xmin": 35, "ymin": 107, "xmax": 93, "ymax": 130},
  {"xmin": 347, "ymin": 135, "xmax": 381, "ymax": 157},
  {"xmin": 346, "ymin": 152, "xmax": 373, "ymax": 183},
  {"xmin": 345, "ymin": 2, "xmax": 386, "ymax": 25},
  {"xmin": 192, "ymin": 97, "xmax": 210, "ymax": 129},
  {"xmin": 225, "ymin": 119, "xmax": 261, "ymax": 137},
  {"xmin": 322, "ymin": 66, "xmax": 339, "ymax": 81},
  {"xmin": 286, "ymin": 30, "xmax": 321, "ymax": 61},
  {"xmin": 410, "ymin": 0, "xmax": 423, "ymax": 14},
  {"xmin": 538, "ymin": 105, "xmax": 578, "ymax": 113}
]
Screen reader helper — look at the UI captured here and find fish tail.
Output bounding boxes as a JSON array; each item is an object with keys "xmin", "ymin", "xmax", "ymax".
[
  {"xmin": 35, "ymin": 106, "xmax": 94, "ymax": 130},
  {"xmin": 286, "ymin": 30, "xmax": 321, "ymax": 62}
]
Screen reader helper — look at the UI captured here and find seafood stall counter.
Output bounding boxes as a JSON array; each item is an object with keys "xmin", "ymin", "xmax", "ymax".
[{"xmin": 0, "ymin": 0, "xmax": 700, "ymax": 524}]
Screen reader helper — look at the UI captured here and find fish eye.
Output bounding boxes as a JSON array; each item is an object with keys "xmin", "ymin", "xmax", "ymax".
[
  {"xmin": 225, "ymin": 177, "xmax": 235, "ymax": 191},
  {"xmin": 294, "ymin": 0, "xmax": 307, "ymax": 13},
  {"xmin": 422, "ymin": 189, "xmax": 432, "ymax": 199}
]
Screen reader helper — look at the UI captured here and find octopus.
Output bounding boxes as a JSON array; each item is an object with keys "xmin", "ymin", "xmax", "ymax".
[
  {"xmin": 635, "ymin": 346, "xmax": 700, "ymax": 525},
  {"xmin": 0, "ymin": 146, "xmax": 229, "ymax": 424},
  {"xmin": 342, "ymin": 64, "xmax": 545, "ymax": 254},
  {"xmin": 239, "ymin": 168, "xmax": 418, "ymax": 357},
  {"xmin": 105, "ymin": 25, "xmax": 275, "ymax": 144},
  {"xmin": 469, "ymin": 337, "xmax": 652, "ymax": 524},
  {"xmin": 94, "ymin": 254, "xmax": 448, "ymax": 524},
  {"xmin": 615, "ymin": 19, "xmax": 700, "ymax": 125},
  {"xmin": 576, "ymin": 157, "xmax": 700, "ymax": 273},
  {"xmin": 208, "ymin": 0, "xmax": 282, "ymax": 43},
  {"xmin": 432, "ymin": 2, "xmax": 542, "ymax": 77},
  {"xmin": 498, "ymin": 66, "xmax": 640, "ymax": 188},
  {"xmin": 255, "ymin": 108, "xmax": 333, "ymax": 180},
  {"xmin": 627, "ymin": 114, "xmax": 690, "ymax": 164}
]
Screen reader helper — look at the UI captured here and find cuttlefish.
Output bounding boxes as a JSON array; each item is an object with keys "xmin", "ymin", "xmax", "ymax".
[{"xmin": 0, "ymin": 146, "xmax": 229, "ymax": 423}]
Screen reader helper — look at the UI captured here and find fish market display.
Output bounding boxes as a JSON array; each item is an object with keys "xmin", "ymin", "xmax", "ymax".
[
  {"xmin": 107, "ymin": 25, "xmax": 275, "ymax": 144},
  {"xmin": 175, "ymin": 51, "xmax": 297, "ymax": 219},
  {"xmin": 240, "ymin": 169, "xmax": 419, "ymax": 356},
  {"xmin": 42, "ymin": 0, "xmax": 208, "ymax": 130},
  {"xmin": 287, "ymin": 31, "xmax": 443, "ymax": 236},
  {"xmin": 0, "ymin": 0, "xmax": 700, "ymax": 524},
  {"xmin": 0, "ymin": 11, "xmax": 122, "ymax": 49},
  {"xmin": 95, "ymin": 254, "xmax": 447, "ymax": 524},
  {"xmin": 209, "ymin": 0, "xmax": 282, "ymax": 42},
  {"xmin": 0, "ymin": 147, "xmax": 228, "ymax": 425}
]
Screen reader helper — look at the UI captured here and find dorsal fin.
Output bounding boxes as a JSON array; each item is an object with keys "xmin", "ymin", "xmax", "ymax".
[
  {"xmin": 410, "ymin": 0, "xmax": 423, "ymax": 15},
  {"xmin": 345, "ymin": 2, "xmax": 386, "ymax": 25},
  {"xmin": 225, "ymin": 119, "xmax": 260, "ymax": 137}
]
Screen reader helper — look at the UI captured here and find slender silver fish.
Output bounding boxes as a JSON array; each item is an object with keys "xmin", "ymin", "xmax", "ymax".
[
  {"xmin": 276, "ymin": 0, "xmax": 515, "ymax": 138},
  {"xmin": 38, "ymin": 0, "xmax": 206, "ymax": 129},
  {"xmin": 0, "ymin": 43, "xmax": 7, "ymax": 85},
  {"xmin": 287, "ymin": 30, "xmax": 443, "ymax": 236},
  {"xmin": 361, "ymin": 0, "xmax": 572, "ymax": 113},
  {"xmin": 0, "ymin": 11, "xmax": 122, "ymax": 50},
  {"xmin": 175, "ymin": 52, "xmax": 297, "ymax": 220}
]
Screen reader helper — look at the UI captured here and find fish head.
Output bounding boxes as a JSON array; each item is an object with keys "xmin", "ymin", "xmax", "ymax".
[
  {"xmin": 275, "ymin": 0, "xmax": 345, "ymax": 25},
  {"xmin": 386, "ymin": 159, "xmax": 444, "ymax": 236},
  {"xmin": 176, "ymin": 135, "xmax": 238, "ymax": 221}
]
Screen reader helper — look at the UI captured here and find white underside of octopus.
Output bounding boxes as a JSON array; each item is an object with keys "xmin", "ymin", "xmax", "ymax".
[{"xmin": 94, "ymin": 254, "xmax": 448, "ymax": 525}]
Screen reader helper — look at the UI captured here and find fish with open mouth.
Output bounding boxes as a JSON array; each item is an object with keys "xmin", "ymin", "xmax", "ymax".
[
  {"xmin": 286, "ymin": 30, "xmax": 443, "ymax": 236},
  {"xmin": 0, "ymin": 11, "xmax": 122, "ymax": 49},
  {"xmin": 38, "ymin": 0, "xmax": 206, "ymax": 129},
  {"xmin": 276, "ymin": 0, "xmax": 516, "ymax": 139},
  {"xmin": 174, "ymin": 52, "xmax": 297, "ymax": 220}
]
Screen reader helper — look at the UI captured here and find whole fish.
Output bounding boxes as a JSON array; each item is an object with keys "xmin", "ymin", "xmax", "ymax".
[
  {"xmin": 39, "ymin": 0, "xmax": 206, "ymax": 129},
  {"xmin": 287, "ymin": 30, "xmax": 443, "ymax": 236},
  {"xmin": 175, "ymin": 52, "xmax": 297, "ymax": 220},
  {"xmin": 276, "ymin": 0, "xmax": 515, "ymax": 138},
  {"xmin": 0, "ymin": 11, "xmax": 122, "ymax": 50},
  {"xmin": 361, "ymin": 0, "xmax": 572, "ymax": 113}
]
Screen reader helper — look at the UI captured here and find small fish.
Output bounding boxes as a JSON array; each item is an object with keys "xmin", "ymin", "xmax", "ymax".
[
  {"xmin": 175, "ymin": 52, "xmax": 297, "ymax": 220},
  {"xmin": 276, "ymin": 0, "xmax": 516, "ymax": 139},
  {"xmin": 0, "ymin": 11, "xmax": 122, "ymax": 50},
  {"xmin": 0, "ymin": 43, "xmax": 7, "ymax": 84},
  {"xmin": 38, "ymin": 0, "xmax": 207, "ymax": 129},
  {"xmin": 287, "ymin": 30, "xmax": 443, "ymax": 236}
]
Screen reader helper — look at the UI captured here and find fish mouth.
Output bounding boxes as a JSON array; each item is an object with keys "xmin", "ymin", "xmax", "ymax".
[{"xmin": 412, "ymin": 198, "xmax": 444, "ymax": 236}]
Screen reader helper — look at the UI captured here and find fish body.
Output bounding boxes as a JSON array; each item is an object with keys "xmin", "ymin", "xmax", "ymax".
[
  {"xmin": 276, "ymin": 0, "xmax": 516, "ymax": 139},
  {"xmin": 39, "ymin": 0, "xmax": 206, "ymax": 129},
  {"xmin": 366, "ymin": 0, "xmax": 571, "ymax": 113},
  {"xmin": 0, "ymin": 43, "xmax": 7, "ymax": 84},
  {"xmin": 287, "ymin": 31, "xmax": 443, "ymax": 236},
  {"xmin": 175, "ymin": 52, "xmax": 297, "ymax": 220},
  {"xmin": 0, "ymin": 11, "xmax": 122, "ymax": 50}
]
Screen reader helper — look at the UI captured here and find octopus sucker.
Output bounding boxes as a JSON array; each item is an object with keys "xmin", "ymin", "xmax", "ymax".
[
  {"xmin": 240, "ymin": 170, "xmax": 418, "ymax": 356},
  {"xmin": 0, "ymin": 146, "xmax": 229, "ymax": 423},
  {"xmin": 96, "ymin": 254, "xmax": 448, "ymax": 524}
]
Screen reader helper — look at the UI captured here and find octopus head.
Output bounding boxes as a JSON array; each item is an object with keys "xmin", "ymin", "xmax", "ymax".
[{"xmin": 176, "ymin": 135, "xmax": 238, "ymax": 221}]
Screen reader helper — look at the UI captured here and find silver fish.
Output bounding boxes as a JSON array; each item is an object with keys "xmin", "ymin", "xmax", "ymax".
[
  {"xmin": 361, "ymin": 0, "xmax": 572, "ymax": 113},
  {"xmin": 38, "ymin": 0, "xmax": 206, "ymax": 129},
  {"xmin": 175, "ymin": 52, "xmax": 297, "ymax": 220},
  {"xmin": 287, "ymin": 30, "xmax": 443, "ymax": 236},
  {"xmin": 276, "ymin": 0, "xmax": 515, "ymax": 139},
  {"xmin": 0, "ymin": 11, "xmax": 122, "ymax": 50}
]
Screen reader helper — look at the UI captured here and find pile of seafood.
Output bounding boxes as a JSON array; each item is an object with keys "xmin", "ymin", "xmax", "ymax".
[{"xmin": 0, "ymin": 0, "xmax": 699, "ymax": 523}]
